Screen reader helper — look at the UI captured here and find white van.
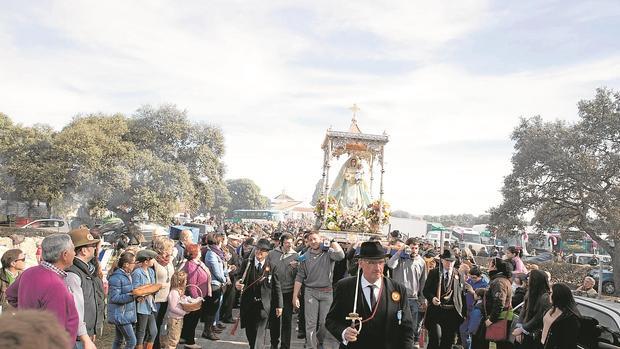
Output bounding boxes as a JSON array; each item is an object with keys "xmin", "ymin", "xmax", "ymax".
[{"xmin": 425, "ymin": 230, "xmax": 458, "ymax": 247}]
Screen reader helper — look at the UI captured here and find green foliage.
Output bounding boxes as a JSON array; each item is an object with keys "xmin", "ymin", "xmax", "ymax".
[
  {"xmin": 226, "ymin": 178, "xmax": 270, "ymax": 214},
  {"xmin": 0, "ymin": 105, "xmax": 245, "ymax": 223},
  {"xmin": 127, "ymin": 104, "xmax": 227, "ymax": 213},
  {"xmin": 490, "ymin": 88, "xmax": 620, "ymax": 256},
  {"xmin": 391, "ymin": 210, "xmax": 412, "ymax": 218},
  {"xmin": 54, "ymin": 114, "xmax": 134, "ymax": 214},
  {"xmin": 422, "ymin": 213, "xmax": 490, "ymax": 227},
  {"xmin": 0, "ymin": 117, "xmax": 65, "ymax": 215}
]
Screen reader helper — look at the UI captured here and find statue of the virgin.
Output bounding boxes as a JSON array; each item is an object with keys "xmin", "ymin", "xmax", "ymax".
[{"xmin": 329, "ymin": 156, "xmax": 371, "ymax": 211}]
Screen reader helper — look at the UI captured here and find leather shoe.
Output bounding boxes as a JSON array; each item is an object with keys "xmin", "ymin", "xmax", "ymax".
[
  {"xmin": 212, "ymin": 326, "xmax": 223, "ymax": 333},
  {"xmin": 216, "ymin": 322, "xmax": 226, "ymax": 329},
  {"xmin": 202, "ymin": 332, "xmax": 220, "ymax": 341},
  {"xmin": 221, "ymin": 318, "xmax": 236, "ymax": 324}
]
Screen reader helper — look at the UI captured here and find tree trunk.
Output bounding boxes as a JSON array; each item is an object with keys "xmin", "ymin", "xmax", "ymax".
[{"xmin": 613, "ymin": 241, "xmax": 620, "ymax": 296}]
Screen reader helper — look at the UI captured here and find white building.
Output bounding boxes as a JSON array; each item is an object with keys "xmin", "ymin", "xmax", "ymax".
[{"xmin": 270, "ymin": 191, "xmax": 314, "ymax": 220}]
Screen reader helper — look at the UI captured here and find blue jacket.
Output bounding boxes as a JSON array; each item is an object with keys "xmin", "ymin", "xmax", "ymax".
[
  {"xmin": 107, "ymin": 269, "xmax": 137, "ymax": 325},
  {"xmin": 204, "ymin": 248, "xmax": 227, "ymax": 287},
  {"xmin": 467, "ymin": 301, "xmax": 485, "ymax": 335},
  {"xmin": 131, "ymin": 267, "xmax": 157, "ymax": 315}
]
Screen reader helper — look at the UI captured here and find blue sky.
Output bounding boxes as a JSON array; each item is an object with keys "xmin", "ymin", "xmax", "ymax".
[{"xmin": 1, "ymin": 0, "xmax": 619, "ymax": 215}]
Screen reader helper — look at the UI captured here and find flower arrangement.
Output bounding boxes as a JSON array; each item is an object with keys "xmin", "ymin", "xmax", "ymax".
[
  {"xmin": 365, "ymin": 200, "xmax": 391, "ymax": 226},
  {"xmin": 314, "ymin": 196, "xmax": 341, "ymax": 230},
  {"xmin": 337, "ymin": 208, "xmax": 368, "ymax": 231},
  {"xmin": 314, "ymin": 196, "xmax": 390, "ymax": 232}
]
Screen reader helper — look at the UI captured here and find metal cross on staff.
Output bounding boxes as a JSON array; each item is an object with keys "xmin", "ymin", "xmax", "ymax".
[{"xmin": 346, "ymin": 267, "xmax": 364, "ymax": 333}]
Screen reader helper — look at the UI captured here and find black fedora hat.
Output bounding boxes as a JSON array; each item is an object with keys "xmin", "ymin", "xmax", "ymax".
[
  {"xmin": 357, "ymin": 241, "xmax": 389, "ymax": 260},
  {"xmin": 440, "ymin": 249, "xmax": 456, "ymax": 261}
]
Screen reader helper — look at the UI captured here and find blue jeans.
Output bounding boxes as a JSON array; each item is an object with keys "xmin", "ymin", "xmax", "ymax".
[
  {"xmin": 112, "ymin": 323, "xmax": 137, "ymax": 349},
  {"xmin": 214, "ymin": 292, "xmax": 224, "ymax": 324},
  {"xmin": 136, "ymin": 313, "xmax": 158, "ymax": 344},
  {"xmin": 408, "ymin": 298, "xmax": 421, "ymax": 342}
]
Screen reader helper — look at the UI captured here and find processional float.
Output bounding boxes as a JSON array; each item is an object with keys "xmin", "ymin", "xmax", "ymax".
[{"xmin": 313, "ymin": 104, "xmax": 390, "ymax": 333}]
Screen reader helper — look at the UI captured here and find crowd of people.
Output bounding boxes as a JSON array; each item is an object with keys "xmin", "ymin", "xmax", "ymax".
[{"xmin": 0, "ymin": 221, "xmax": 602, "ymax": 349}]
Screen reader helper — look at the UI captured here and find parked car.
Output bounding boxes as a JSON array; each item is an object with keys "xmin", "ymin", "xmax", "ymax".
[
  {"xmin": 566, "ymin": 253, "xmax": 612, "ymax": 266},
  {"xmin": 589, "ymin": 268, "xmax": 615, "ymax": 295},
  {"xmin": 513, "ymin": 296, "xmax": 620, "ymax": 349},
  {"xmin": 522, "ymin": 251, "xmax": 555, "ymax": 264},
  {"xmin": 574, "ymin": 296, "xmax": 620, "ymax": 348},
  {"xmin": 21, "ymin": 219, "xmax": 70, "ymax": 234}
]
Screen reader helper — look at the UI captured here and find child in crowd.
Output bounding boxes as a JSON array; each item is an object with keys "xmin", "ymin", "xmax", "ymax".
[
  {"xmin": 160, "ymin": 271, "xmax": 189, "ymax": 349},
  {"xmin": 468, "ymin": 288, "xmax": 488, "ymax": 349},
  {"xmin": 108, "ymin": 252, "xmax": 138, "ymax": 349},
  {"xmin": 132, "ymin": 250, "xmax": 159, "ymax": 348}
]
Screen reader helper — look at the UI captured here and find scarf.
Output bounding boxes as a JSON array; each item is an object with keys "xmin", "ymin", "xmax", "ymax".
[{"xmin": 211, "ymin": 245, "xmax": 226, "ymax": 261}]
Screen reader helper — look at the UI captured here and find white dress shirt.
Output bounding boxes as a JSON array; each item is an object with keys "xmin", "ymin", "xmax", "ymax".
[
  {"xmin": 341, "ymin": 275, "xmax": 383, "ymax": 344},
  {"xmin": 255, "ymin": 258, "xmax": 264, "ymax": 269},
  {"xmin": 360, "ymin": 275, "xmax": 382, "ymax": 309}
]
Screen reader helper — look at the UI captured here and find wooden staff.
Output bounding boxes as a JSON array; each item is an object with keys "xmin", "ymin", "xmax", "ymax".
[
  {"xmin": 436, "ymin": 256, "xmax": 443, "ymax": 303},
  {"xmin": 230, "ymin": 247, "xmax": 255, "ymax": 336}
]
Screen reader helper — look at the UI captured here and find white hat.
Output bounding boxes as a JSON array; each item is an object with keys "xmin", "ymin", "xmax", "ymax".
[{"xmin": 228, "ymin": 234, "xmax": 244, "ymax": 241}]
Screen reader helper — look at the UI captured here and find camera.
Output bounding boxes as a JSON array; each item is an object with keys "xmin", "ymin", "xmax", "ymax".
[
  {"xmin": 320, "ymin": 240, "xmax": 331, "ymax": 251},
  {"xmin": 405, "ymin": 247, "xmax": 412, "ymax": 255}
]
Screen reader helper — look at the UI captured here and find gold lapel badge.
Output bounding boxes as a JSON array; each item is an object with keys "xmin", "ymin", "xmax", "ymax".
[{"xmin": 391, "ymin": 291, "xmax": 401, "ymax": 302}]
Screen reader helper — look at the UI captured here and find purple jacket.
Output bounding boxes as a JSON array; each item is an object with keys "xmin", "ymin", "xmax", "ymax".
[
  {"xmin": 6, "ymin": 265, "xmax": 79, "ymax": 343},
  {"xmin": 182, "ymin": 260, "xmax": 212, "ymax": 299}
]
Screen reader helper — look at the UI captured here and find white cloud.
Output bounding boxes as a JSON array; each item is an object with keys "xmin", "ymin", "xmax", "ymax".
[{"xmin": 0, "ymin": 1, "xmax": 618, "ymax": 217}]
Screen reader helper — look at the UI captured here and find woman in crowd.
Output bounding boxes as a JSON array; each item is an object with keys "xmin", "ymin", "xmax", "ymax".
[
  {"xmin": 461, "ymin": 247, "xmax": 476, "ymax": 265},
  {"xmin": 484, "ymin": 257, "xmax": 514, "ymax": 349},
  {"xmin": 512, "ymin": 274, "xmax": 528, "ymax": 309},
  {"xmin": 132, "ymin": 249, "xmax": 159, "ymax": 349},
  {"xmin": 506, "ymin": 246, "xmax": 528, "ymax": 274},
  {"xmin": 541, "ymin": 282, "xmax": 581, "ymax": 349},
  {"xmin": 512, "ymin": 269, "xmax": 551, "ymax": 349},
  {"xmin": 108, "ymin": 251, "xmax": 138, "ymax": 349},
  {"xmin": 160, "ymin": 271, "xmax": 189, "ymax": 349},
  {"xmin": 152, "ymin": 236, "xmax": 176, "ymax": 349},
  {"xmin": 180, "ymin": 243, "xmax": 212, "ymax": 349},
  {"xmin": 203, "ymin": 232, "xmax": 229, "ymax": 340},
  {"xmin": 0, "ymin": 249, "xmax": 25, "ymax": 310}
]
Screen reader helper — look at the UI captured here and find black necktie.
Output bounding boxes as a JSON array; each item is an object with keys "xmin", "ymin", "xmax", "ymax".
[
  {"xmin": 368, "ymin": 285, "xmax": 376, "ymax": 309},
  {"xmin": 257, "ymin": 262, "xmax": 262, "ymax": 273}
]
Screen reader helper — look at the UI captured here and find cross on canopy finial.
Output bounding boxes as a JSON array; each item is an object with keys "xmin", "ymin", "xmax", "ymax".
[
  {"xmin": 348, "ymin": 104, "xmax": 362, "ymax": 133},
  {"xmin": 350, "ymin": 103, "xmax": 360, "ymax": 121}
]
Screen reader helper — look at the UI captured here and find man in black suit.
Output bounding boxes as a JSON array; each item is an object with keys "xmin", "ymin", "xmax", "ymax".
[
  {"xmin": 221, "ymin": 233, "xmax": 243, "ymax": 323},
  {"xmin": 236, "ymin": 238, "xmax": 283, "ymax": 349},
  {"xmin": 422, "ymin": 249, "xmax": 467, "ymax": 349},
  {"xmin": 326, "ymin": 241, "xmax": 415, "ymax": 349}
]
